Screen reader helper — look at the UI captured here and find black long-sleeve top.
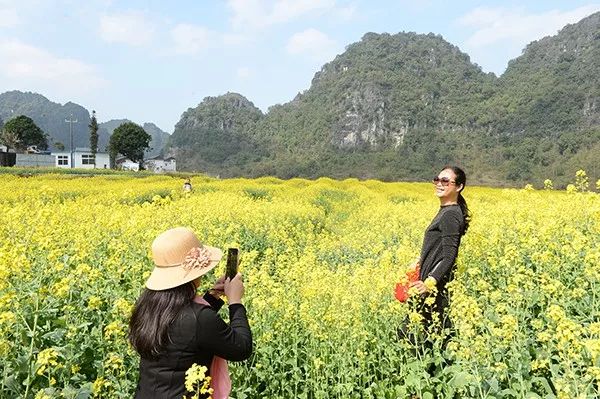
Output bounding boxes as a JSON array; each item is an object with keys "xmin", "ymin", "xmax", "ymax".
[
  {"xmin": 418, "ymin": 204, "xmax": 464, "ymax": 290},
  {"xmin": 134, "ymin": 293, "xmax": 252, "ymax": 399}
]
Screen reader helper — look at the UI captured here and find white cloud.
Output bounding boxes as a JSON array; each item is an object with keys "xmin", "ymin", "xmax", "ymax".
[
  {"xmin": 286, "ymin": 28, "xmax": 337, "ymax": 61},
  {"xmin": 0, "ymin": 5, "xmax": 19, "ymax": 28},
  {"xmin": 227, "ymin": 0, "xmax": 263, "ymax": 29},
  {"xmin": 99, "ymin": 11, "xmax": 155, "ymax": 46},
  {"xmin": 227, "ymin": 0, "xmax": 340, "ymax": 30},
  {"xmin": 333, "ymin": 3, "xmax": 357, "ymax": 21},
  {"xmin": 0, "ymin": 39, "xmax": 106, "ymax": 94},
  {"xmin": 270, "ymin": 0, "xmax": 335, "ymax": 24},
  {"xmin": 236, "ymin": 66, "xmax": 251, "ymax": 79},
  {"xmin": 222, "ymin": 32, "xmax": 252, "ymax": 46},
  {"xmin": 170, "ymin": 24, "xmax": 212, "ymax": 55},
  {"xmin": 458, "ymin": 5, "xmax": 600, "ymax": 48}
]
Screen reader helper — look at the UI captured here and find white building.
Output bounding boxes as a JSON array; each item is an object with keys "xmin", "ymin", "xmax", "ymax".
[
  {"xmin": 53, "ymin": 147, "xmax": 110, "ymax": 169},
  {"xmin": 143, "ymin": 156, "xmax": 177, "ymax": 173}
]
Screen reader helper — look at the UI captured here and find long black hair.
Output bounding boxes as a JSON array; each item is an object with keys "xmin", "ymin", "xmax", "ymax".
[
  {"xmin": 443, "ymin": 165, "xmax": 471, "ymax": 235},
  {"xmin": 129, "ymin": 282, "xmax": 196, "ymax": 359}
]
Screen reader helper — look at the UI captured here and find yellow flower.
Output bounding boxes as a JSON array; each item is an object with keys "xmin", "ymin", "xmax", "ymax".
[
  {"xmin": 105, "ymin": 353, "xmax": 124, "ymax": 373},
  {"xmin": 87, "ymin": 296, "xmax": 103, "ymax": 310},
  {"xmin": 584, "ymin": 339, "xmax": 600, "ymax": 361},
  {"xmin": 0, "ymin": 311, "xmax": 16, "ymax": 325},
  {"xmin": 92, "ymin": 376, "xmax": 111, "ymax": 395},
  {"xmin": 113, "ymin": 298, "xmax": 133, "ymax": 318},
  {"xmin": 36, "ymin": 348, "xmax": 59, "ymax": 375},
  {"xmin": 408, "ymin": 311, "xmax": 423, "ymax": 324},
  {"xmin": 531, "ymin": 358, "xmax": 548, "ymax": 371},
  {"xmin": 34, "ymin": 391, "xmax": 52, "ymax": 399},
  {"xmin": 52, "ymin": 277, "xmax": 71, "ymax": 298},
  {"xmin": 424, "ymin": 276, "xmax": 437, "ymax": 293},
  {"xmin": 104, "ymin": 321, "xmax": 125, "ymax": 341},
  {"xmin": 184, "ymin": 363, "xmax": 213, "ymax": 398}
]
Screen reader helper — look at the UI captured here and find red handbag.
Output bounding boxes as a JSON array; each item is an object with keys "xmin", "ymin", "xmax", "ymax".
[{"xmin": 395, "ymin": 265, "xmax": 420, "ymax": 302}]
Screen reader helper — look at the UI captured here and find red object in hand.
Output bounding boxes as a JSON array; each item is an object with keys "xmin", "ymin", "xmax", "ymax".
[
  {"xmin": 406, "ymin": 267, "xmax": 419, "ymax": 283},
  {"xmin": 395, "ymin": 283, "xmax": 409, "ymax": 302},
  {"xmin": 395, "ymin": 265, "xmax": 420, "ymax": 303}
]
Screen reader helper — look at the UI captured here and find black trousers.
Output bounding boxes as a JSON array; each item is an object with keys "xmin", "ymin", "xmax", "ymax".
[
  {"xmin": 420, "ymin": 291, "xmax": 452, "ymax": 332},
  {"xmin": 397, "ymin": 290, "xmax": 453, "ymax": 350}
]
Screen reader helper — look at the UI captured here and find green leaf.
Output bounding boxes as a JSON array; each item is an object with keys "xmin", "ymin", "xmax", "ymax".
[
  {"xmin": 405, "ymin": 372, "xmax": 421, "ymax": 387},
  {"xmin": 525, "ymin": 392, "xmax": 542, "ymax": 399},
  {"xmin": 42, "ymin": 328, "xmax": 66, "ymax": 341},
  {"xmin": 451, "ymin": 371, "xmax": 471, "ymax": 388}
]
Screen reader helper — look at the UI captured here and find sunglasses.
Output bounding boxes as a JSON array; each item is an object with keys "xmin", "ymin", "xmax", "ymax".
[{"xmin": 432, "ymin": 176, "xmax": 455, "ymax": 186}]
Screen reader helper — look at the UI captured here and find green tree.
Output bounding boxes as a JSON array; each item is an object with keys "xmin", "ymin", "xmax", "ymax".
[
  {"xmin": 89, "ymin": 110, "xmax": 99, "ymax": 168},
  {"xmin": 109, "ymin": 122, "xmax": 151, "ymax": 170},
  {"xmin": 0, "ymin": 129, "xmax": 20, "ymax": 152},
  {"xmin": 2, "ymin": 115, "xmax": 48, "ymax": 151}
]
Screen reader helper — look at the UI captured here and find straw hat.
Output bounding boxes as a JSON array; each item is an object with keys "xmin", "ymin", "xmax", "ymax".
[{"xmin": 146, "ymin": 227, "xmax": 223, "ymax": 290}]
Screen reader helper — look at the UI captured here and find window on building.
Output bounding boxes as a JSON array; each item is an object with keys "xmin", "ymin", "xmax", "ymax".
[
  {"xmin": 81, "ymin": 154, "xmax": 95, "ymax": 165},
  {"xmin": 57, "ymin": 155, "xmax": 69, "ymax": 166}
]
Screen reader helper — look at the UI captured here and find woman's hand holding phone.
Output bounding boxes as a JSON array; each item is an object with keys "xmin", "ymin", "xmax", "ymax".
[
  {"xmin": 208, "ymin": 275, "xmax": 226, "ymax": 298},
  {"xmin": 224, "ymin": 273, "xmax": 245, "ymax": 305}
]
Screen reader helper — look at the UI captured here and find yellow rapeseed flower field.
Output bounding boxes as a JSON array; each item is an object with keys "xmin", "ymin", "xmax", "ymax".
[{"xmin": 0, "ymin": 173, "xmax": 599, "ymax": 398}]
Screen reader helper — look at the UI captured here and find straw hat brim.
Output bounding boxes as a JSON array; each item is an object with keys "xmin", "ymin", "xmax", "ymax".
[{"xmin": 145, "ymin": 245, "xmax": 223, "ymax": 291}]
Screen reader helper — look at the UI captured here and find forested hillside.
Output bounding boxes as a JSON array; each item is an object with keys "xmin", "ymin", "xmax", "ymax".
[
  {"xmin": 0, "ymin": 92, "xmax": 170, "ymax": 157},
  {"xmin": 168, "ymin": 12, "xmax": 600, "ymax": 186},
  {"xmin": 165, "ymin": 93, "xmax": 266, "ymax": 174},
  {"xmin": 0, "ymin": 91, "xmax": 107, "ymax": 151}
]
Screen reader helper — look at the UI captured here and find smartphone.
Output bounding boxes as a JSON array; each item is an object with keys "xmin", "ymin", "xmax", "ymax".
[{"xmin": 226, "ymin": 248, "xmax": 239, "ymax": 280}]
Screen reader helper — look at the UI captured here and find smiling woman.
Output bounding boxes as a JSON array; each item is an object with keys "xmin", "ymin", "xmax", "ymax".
[{"xmin": 409, "ymin": 165, "xmax": 471, "ymax": 340}]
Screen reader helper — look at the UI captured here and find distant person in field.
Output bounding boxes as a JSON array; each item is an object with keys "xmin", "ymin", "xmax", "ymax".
[
  {"xmin": 129, "ymin": 227, "xmax": 252, "ymax": 399},
  {"xmin": 410, "ymin": 165, "xmax": 470, "ymax": 335},
  {"xmin": 183, "ymin": 178, "xmax": 193, "ymax": 192}
]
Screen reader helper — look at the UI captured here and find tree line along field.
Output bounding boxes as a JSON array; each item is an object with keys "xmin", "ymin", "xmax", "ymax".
[{"xmin": 0, "ymin": 172, "xmax": 599, "ymax": 398}]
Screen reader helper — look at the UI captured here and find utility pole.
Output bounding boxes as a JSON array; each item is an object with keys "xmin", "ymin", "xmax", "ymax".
[{"xmin": 65, "ymin": 114, "xmax": 78, "ymax": 168}]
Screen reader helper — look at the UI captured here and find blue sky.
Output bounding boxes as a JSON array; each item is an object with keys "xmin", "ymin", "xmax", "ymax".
[{"xmin": 0, "ymin": 0, "xmax": 598, "ymax": 132}]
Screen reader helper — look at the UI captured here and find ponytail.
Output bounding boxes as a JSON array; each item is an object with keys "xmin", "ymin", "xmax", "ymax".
[{"xmin": 457, "ymin": 193, "xmax": 470, "ymax": 235}]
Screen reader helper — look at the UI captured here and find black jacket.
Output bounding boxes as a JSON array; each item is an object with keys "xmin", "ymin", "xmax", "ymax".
[
  {"xmin": 419, "ymin": 204, "xmax": 464, "ymax": 289},
  {"xmin": 134, "ymin": 295, "xmax": 252, "ymax": 398}
]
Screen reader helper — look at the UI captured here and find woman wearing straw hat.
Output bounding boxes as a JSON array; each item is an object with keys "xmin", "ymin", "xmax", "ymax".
[{"xmin": 129, "ymin": 227, "xmax": 252, "ymax": 399}]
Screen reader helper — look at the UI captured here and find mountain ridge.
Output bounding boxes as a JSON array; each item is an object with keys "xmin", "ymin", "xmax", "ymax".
[
  {"xmin": 0, "ymin": 91, "xmax": 170, "ymax": 157},
  {"xmin": 2, "ymin": 12, "xmax": 599, "ymax": 186},
  {"xmin": 168, "ymin": 11, "xmax": 600, "ymax": 185}
]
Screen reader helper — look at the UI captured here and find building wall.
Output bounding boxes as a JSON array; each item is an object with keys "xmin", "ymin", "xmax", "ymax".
[
  {"xmin": 53, "ymin": 152, "xmax": 110, "ymax": 169},
  {"xmin": 75, "ymin": 153, "xmax": 110, "ymax": 169},
  {"xmin": 16, "ymin": 154, "xmax": 55, "ymax": 167},
  {"xmin": 54, "ymin": 152, "xmax": 71, "ymax": 168},
  {"xmin": 164, "ymin": 160, "xmax": 176, "ymax": 172},
  {"xmin": 143, "ymin": 159, "xmax": 177, "ymax": 173}
]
